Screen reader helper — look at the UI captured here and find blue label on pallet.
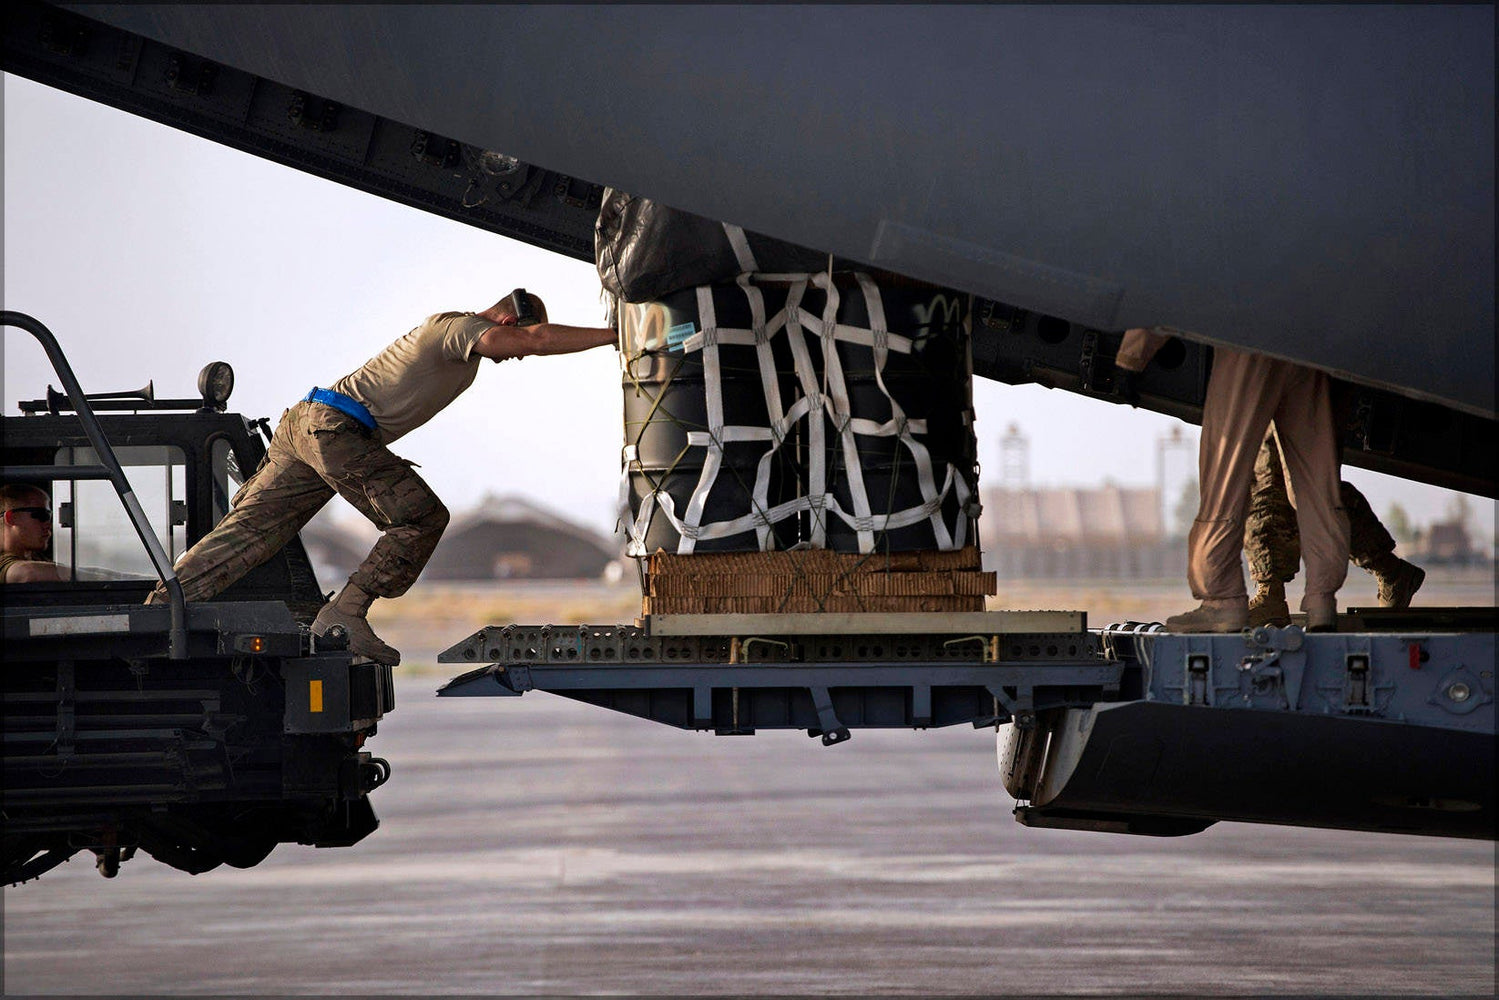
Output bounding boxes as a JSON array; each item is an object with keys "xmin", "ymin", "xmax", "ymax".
[{"xmin": 666, "ymin": 321, "xmax": 696, "ymax": 352}]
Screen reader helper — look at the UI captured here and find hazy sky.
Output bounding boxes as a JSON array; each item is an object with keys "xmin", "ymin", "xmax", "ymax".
[{"xmin": 3, "ymin": 75, "xmax": 1493, "ymax": 546}]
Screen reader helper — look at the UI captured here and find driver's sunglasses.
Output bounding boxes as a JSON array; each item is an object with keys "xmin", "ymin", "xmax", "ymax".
[{"xmin": 7, "ymin": 506, "xmax": 51, "ymax": 523}]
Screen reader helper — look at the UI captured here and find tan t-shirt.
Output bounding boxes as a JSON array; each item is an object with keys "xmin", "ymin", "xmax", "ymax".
[
  {"xmin": 330, "ymin": 312, "xmax": 496, "ymax": 443},
  {"xmin": 0, "ymin": 551, "xmax": 25, "ymax": 583}
]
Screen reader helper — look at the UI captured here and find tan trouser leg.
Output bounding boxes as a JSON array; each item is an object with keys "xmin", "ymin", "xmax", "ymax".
[
  {"xmin": 1188, "ymin": 348, "xmax": 1289, "ymax": 601},
  {"xmin": 1116, "ymin": 328, "xmax": 1173, "ymax": 372},
  {"xmin": 1271, "ymin": 367, "xmax": 1350, "ymax": 607}
]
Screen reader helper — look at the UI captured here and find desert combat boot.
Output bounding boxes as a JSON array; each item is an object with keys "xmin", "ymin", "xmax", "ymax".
[
  {"xmin": 1165, "ymin": 597, "xmax": 1249, "ymax": 633},
  {"xmin": 1247, "ymin": 579, "xmax": 1292, "ymax": 628},
  {"xmin": 1366, "ymin": 553, "xmax": 1426, "ymax": 609},
  {"xmin": 312, "ymin": 583, "xmax": 400, "ymax": 666},
  {"xmin": 1303, "ymin": 593, "xmax": 1338, "ymax": 632}
]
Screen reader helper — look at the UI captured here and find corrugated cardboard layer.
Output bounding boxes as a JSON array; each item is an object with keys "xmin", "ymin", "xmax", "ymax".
[
  {"xmin": 643, "ymin": 546, "xmax": 994, "ymax": 615},
  {"xmin": 642, "ymin": 593, "xmax": 985, "ymax": 615}
]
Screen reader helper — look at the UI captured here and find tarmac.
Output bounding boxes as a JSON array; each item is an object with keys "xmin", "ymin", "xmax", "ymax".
[{"xmin": 3, "ymin": 672, "xmax": 1495, "ymax": 996}]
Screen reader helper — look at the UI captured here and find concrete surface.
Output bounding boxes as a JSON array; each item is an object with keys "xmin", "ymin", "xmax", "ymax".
[{"xmin": 3, "ymin": 675, "xmax": 1494, "ymax": 996}]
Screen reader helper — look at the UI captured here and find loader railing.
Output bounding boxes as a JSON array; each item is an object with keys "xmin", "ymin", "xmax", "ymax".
[{"xmin": 1, "ymin": 310, "xmax": 187, "ymax": 658}]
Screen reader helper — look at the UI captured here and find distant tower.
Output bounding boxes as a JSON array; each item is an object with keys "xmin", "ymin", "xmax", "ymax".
[
  {"xmin": 998, "ymin": 423, "xmax": 1030, "ymax": 489},
  {"xmin": 1155, "ymin": 425, "xmax": 1195, "ymax": 530}
]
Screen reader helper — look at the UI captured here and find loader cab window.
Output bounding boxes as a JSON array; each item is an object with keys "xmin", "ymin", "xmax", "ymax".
[
  {"xmin": 51, "ymin": 445, "xmax": 187, "ymax": 580},
  {"xmin": 210, "ymin": 437, "xmax": 245, "ymax": 526}
]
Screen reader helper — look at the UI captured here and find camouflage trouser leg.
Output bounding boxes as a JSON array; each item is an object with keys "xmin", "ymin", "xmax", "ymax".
[
  {"xmin": 285, "ymin": 402, "xmax": 450, "ymax": 599},
  {"xmin": 150, "ymin": 401, "xmax": 449, "ymax": 603},
  {"xmin": 152, "ymin": 418, "xmax": 335, "ymax": 603},
  {"xmin": 1243, "ymin": 439, "xmax": 1395, "ymax": 583},
  {"xmin": 1244, "ymin": 432, "xmax": 1301, "ymax": 584},
  {"xmin": 1342, "ymin": 481, "xmax": 1396, "ymax": 568}
]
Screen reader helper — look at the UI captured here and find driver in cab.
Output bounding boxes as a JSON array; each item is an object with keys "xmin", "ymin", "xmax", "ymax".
[{"xmin": 0, "ymin": 484, "xmax": 68, "ymax": 583}]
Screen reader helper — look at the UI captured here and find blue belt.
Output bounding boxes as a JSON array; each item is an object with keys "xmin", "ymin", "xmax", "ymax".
[{"xmin": 303, "ymin": 388, "xmax": 377, "ymax": 431}]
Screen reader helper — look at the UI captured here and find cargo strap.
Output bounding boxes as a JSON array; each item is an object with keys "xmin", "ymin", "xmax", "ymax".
[
  {"xmin": 303, "ymin": 387, "xmax": 377, "ymax": 431},
  {"xmin": 722, "ymin": 223, "xmax": 759, "ymax": 273},
  {"xmin": 620, "ymin": 272, "xmax": 974, "ymax": 556}
]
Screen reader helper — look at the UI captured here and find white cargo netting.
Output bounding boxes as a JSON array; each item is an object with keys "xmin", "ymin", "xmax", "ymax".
[{"xmin": 619, "ymin": 271, "xmax": 980, "ymax": 556}]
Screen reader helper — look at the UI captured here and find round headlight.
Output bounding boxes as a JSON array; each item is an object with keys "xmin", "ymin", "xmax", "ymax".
[{"xmin": 198, "ymin": 361, "xmax": 234, "ymax": 409}]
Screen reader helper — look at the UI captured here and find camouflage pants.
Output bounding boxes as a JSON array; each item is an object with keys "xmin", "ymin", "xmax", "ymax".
[
  {"xmin": 149, "ymin": 401, "xmax": 449, "ymax": 603},
  {"xmin": 1246, "ymin": 433, "xmax": 1395, "ymax": 584}
]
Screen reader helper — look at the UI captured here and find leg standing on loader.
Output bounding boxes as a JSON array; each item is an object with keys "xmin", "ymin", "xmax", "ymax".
[
  {"xmin": 1115, "ymin": 330, "xmax": 1352, "ymax": 633},
  {"xmin": 1245, "ymin": 433, "xmax": 1425, "ymax": 626}
]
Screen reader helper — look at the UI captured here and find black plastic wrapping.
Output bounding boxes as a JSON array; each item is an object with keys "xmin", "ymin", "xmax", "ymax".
[{"xmin": 595, "ymin": 188, "xmax": 852, "ymax": 303}]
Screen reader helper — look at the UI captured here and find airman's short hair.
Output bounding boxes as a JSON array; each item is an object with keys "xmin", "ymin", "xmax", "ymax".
[{"xmin": 0, "ymin": 483, "xmax": 49, "ymax": 511}]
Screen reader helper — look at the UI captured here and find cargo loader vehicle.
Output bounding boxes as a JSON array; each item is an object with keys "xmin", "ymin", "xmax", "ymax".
[{"xmin": 2, "ymin": 312, "xmax": 394, "ymax": 883}]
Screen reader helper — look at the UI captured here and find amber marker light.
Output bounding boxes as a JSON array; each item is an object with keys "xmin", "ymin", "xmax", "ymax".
[{"xmin": 233, "ymin": 635, "xmax": 267, "ymax": 654}]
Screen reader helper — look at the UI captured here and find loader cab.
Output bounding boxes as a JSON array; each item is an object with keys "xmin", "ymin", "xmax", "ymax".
[{"xmin": 2, "ymin": 371, "xmax": 326, "ymax": 618}]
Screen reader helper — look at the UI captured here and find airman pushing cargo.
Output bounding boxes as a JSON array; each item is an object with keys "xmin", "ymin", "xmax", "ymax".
[{"xmin": 147, "ymin": 291, "xmax": 616, "ymax": 664}]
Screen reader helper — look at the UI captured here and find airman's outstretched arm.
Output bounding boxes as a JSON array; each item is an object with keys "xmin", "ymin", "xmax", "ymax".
[
  {"xmin": 471, "ymin": 291, "xmax": 615, "ymax": 362},
  {"xmin": 473, "ymin": 321, "xmax": 616, "ymax": 362}
]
